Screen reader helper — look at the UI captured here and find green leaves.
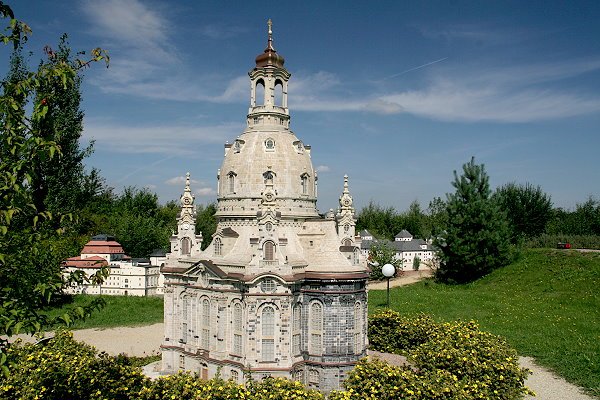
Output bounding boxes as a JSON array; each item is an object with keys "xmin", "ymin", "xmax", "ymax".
[{"xmin": 436, "ymin": 157, "xmax": 513, "ymax": 283}]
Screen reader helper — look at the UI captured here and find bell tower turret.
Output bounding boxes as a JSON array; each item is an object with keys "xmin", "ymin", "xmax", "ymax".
[
  {"xmin": 170, "ymin": 172, "xmax": 203, "ymax": 257},
  {"xmin": 247, "ymin": 19, "xmax": 291, "ymax": 129}
]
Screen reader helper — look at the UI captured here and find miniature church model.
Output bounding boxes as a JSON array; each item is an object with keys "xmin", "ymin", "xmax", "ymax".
[{"xmin": 161, "ymin": 21, "xmax": 369, "ymax": 392}]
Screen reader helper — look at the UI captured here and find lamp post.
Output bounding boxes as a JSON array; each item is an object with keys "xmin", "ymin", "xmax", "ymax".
[{"xmin": 381, "ymin": 263, "xmax": 395, "ymax": 307}]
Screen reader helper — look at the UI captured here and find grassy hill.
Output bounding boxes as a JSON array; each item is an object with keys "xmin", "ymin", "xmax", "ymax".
[{"xmin": 369, "ymin": 248, "xmax": 600, "ymax": 397}]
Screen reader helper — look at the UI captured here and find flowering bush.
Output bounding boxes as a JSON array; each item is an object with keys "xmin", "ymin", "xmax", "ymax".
[
  {"xmin": 366, "ymin": 310, "xmax": 533, "ymax": 399},
  {"xmin": 0, "ymin": 330, "xmax": 147, "ymax": 399}
]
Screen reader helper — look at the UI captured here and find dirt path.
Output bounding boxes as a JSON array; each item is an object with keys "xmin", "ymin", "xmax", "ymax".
[
  {"xmin": 10, "ymin": 323, "xmax": 594, "ymax": 399},
  {"xmin": 367, "ymin": 269, "xmax": 433, "ymax": 290}
]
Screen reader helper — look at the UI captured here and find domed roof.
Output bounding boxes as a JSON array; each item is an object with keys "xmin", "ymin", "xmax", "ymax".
[
  {"xmin": 219, "ymin": 128, "xmax": 316, "ymax": 205},
  {"xmin": 255, "ymin": 19, "xmax": 285, "ymax": 68}
]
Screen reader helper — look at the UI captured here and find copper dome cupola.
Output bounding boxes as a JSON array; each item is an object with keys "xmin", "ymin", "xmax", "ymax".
[{"xmin": 255, "ymin": 19, "xmax": 285, "ymax": 68}]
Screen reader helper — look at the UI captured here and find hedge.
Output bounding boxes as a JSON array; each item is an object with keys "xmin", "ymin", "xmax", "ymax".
[
  {"xmin": 365, "ymin": 310, "xmax": 533, "ymax": 399},
  {"xmin": 1, "ymin": 314, "xmax": 532, "ymax": 399}
]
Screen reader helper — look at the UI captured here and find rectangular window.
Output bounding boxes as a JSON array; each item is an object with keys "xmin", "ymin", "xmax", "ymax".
[
  {"xmin": 234, "ymin": 334, "xmax": 242, "ymax": 355},
  {"xmin": 202, "ymin": 328, "xmax": 210, "ymax": 349},
  {"xmin": 262, "ymin": 339, "xmax": 275, "ymax": 361},
  {"xmin": 293, "ymin": 333, "xmax": 300, "ymax": 355},
  {"xmin": 182, "ymin": 323, "xmax": 187, "ymax": 343},
  {"xmin": 179, "ymin": 354, "xmax": 185, "ymax": 370},
  {"xmin": 310, "ymin": 334, "xmax": 321, "ymax": 355}
]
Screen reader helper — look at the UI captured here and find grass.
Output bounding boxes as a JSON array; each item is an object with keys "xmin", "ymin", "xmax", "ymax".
[
  {"xmin": 369, "ymin": 248, "xmax": 600, "ymax": 397},
  {"xmin": 44, "ymin": 294, "xmax": 164, "ymax": 330}
]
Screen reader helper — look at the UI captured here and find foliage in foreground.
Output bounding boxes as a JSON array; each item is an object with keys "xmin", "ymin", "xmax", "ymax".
[
  {"xmin": 369, "ymin": 249, "xmax": 600, "ymax": 397},
  {"xmin": 366, "ymin": 311, "xmax": 532, "ymax": 399},
  {"xmin": 1, "ymin": 319, "xmax": 532, "ymax": 400}
]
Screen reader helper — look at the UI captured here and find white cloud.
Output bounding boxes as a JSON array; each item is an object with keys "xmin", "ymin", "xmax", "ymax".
[
  {"xmin": 196, "ymin": 187, "xmax": 216, "ymax": 196},
  {"xmin": 165, "ymin": 176, "xmax": 201, "ymax": 186},
  {"xmin": 316, "ymin": 165, "xmax": 330, "ymax": 173},
  {"xmin": 83, "ymin": 121, "xmax": 243, "ymax": 155}
]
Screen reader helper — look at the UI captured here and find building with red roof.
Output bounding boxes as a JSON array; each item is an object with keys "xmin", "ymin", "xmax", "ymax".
[{"xmin": 63, "ymin": 235, "xmax": 166, "ymax": 296}]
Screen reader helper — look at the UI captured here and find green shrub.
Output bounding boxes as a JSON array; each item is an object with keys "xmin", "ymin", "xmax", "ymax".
[
  {"xmin": 139, "ymin": 373, "xmax": 324, "ymax": 400},
  {"xmin": 526, "ymin": 234, "xmax": 600, "ymax": 249},
  {"xmin": 366, "ymin": 311, "xmax": 533, "ymax": 399},
  {"xmin": 368, "ymin": 310, "xmax": 437, "ymax": 353}
]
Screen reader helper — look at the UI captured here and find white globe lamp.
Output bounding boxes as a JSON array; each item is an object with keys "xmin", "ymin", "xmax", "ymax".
[{"xmin": 381, "ymin": 263, "xmax": 395, "ymax": 307}]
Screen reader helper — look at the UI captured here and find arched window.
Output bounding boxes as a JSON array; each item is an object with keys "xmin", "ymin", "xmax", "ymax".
[
  {"xmin": 353, "ymin": 248, "xmax": 360, "ymax": 265},
  {"xmin": 310, "ymin": 302, "xmax": 323, "ymax": 355},
  {"xmin": 227, "ymin": 172, "xmax": 236, "ymax": 194},
  {"xmin": 181, "ymin": 237, "xmax": 191, "ymax": 255},
  {"xmin": 201, "ymin": 298, "xmax": 210, "ymax": 350},
  {"xmin": 255, "ymin": 79, "xmax": 265, "ymax": 106},
  {"xmin": 292, "ymin": 303, "xmax": 301, "ymax": 355},
  {"xmin": 214, "ymin": 237, "xmax": 222, "ymax": 256},
  {"xmin": 233, "ymin": 302, "xmax": 243, "ymax": 355},
  {"xmin": 344, "ymin": 238, "xmax": 352, "ymax": 246},
  {"xmin": 274, "ymin": 79, "xmax": 283, "ymax": 106},
  {"xmin": 230, "ymin": 369, "xmax": 239, "ymax": 382},
  {"xmin": 264, "ymin": 241, "xmax": 275, "ymax": 261},
  {"xmin": 354, "ymin": 302, "xmax": 362, "ymax": 354},
  {"xmin": 309, "ymin": 369, "xmax": 320, "ymax": 388},
  {"xmin": 262, "ymin": 306, "xmax": 275, "ymax": 361},
  {"xmin": 301, "ymin": 174, "xmax": 309, "ymax": 195}
]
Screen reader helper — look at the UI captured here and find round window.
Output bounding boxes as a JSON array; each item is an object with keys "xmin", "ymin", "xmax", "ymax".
[
  {"xmin": 265, "ymin": 139, "xmax": 275, "ymax": 149},
  {"xmin": 265, "ymin": 222, "xmax": 273, "ymax": 231}
]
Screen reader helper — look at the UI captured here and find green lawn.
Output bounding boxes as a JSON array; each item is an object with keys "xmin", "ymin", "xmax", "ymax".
[
  {"xmin": 369, "ymin": 249, "xmax": 600, "ymax": 397},
  {"xmin": 45, "ymin": 294, "xmax": 164, "ymax": 330}
]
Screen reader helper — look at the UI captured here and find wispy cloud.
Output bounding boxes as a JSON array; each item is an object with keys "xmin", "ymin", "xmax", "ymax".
[
  {"xmin": 315, "ymin": 165, "xmax": 331, "ymax": 173},
  {"xmin": 83, "ymin": 121, "xmax": 243, "ymax": 155},
  {"xmin": 196, "ymin": 187, "xmax": 216, "ymax": 196}
]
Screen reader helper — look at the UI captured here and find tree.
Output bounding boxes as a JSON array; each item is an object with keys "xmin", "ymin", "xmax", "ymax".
[
  {"xmin": 0, "ymin": 2, "xmax": 109, "ymax": 372},
  {"xmin": 196, "ymin": 202, "xmax": 217, "ymax": 250},
  {"xmin": 31, "ymin": 34, "xmax": 99, "ymax": 215},
  {"xmin": 367, "ymin": 241, "xmax": 402, "ymax": 280},
  {"xmin": 493, "ymin": 182, "xmax": 553, "ymax": 243},
  {"xmin": 435, "ymin": 157, "xmax": 512, "ymax": 284},
  {"xmin": 356, "ymin": 201, "xmax": 397, "ymax": 239}
]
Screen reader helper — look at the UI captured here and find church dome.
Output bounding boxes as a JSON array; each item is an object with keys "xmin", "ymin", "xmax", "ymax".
[{"xmin": 215, "ymin": 19, "xmax": 317, "ymax": 220}]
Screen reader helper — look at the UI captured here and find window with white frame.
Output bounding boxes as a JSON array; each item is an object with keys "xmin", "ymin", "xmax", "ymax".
[
  {"xmin": 301, "ymin": 173, "xmax": 308, "ymax": 194},
  {"xmin": 263, "ymin": 241, "xmax": 275, "ymax": 261},
  {"xmin": 309, "ymin": 369, "xmax": 319, "ymax": 387},
  {"xmin": 310, "ymin": 302, "xmax": 323, "ymax": 355},
  {"xmin": 181, "ymin": 237, "xmax": 191, "ymax": 255},
  {"xmin": 230, "ymin": 369, "xmax": 239, "ymax": 382},
  {"xmin": 261, "ymin": 306, "xmax": 275, "ymax": 361}
]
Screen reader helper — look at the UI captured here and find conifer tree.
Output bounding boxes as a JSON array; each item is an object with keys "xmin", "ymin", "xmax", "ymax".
[{"xmin": 435, "ymin": 157, "xmax": 512, "ymax": 283}]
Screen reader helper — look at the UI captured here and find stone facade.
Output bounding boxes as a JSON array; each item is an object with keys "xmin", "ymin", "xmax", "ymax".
[{"xmin": 161, "ymin": 21, "xmax": 369, "ymax": 392}]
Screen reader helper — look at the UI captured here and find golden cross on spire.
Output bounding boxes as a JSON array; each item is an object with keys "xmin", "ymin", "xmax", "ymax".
[{"xmin": 267, "ymin": 19, "xmax": 272, "ymax": 36}]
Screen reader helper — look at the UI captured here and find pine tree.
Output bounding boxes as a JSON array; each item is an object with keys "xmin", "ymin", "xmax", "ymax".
[{"xmin": 435, "ymin": 157, "xmax": 512, "ymax": 283}]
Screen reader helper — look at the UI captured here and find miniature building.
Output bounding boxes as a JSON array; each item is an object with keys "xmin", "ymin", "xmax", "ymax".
[
  {"xmin": 161, "ymin": 21, "xmax": 369, "ymax": 392},
  {"xmin": 359, "ymin": 229, "xmax": 437, "ymax": 271},
  {"xmin": 63, "ymin": 234, "xmax": 164, "ymax": 296}
]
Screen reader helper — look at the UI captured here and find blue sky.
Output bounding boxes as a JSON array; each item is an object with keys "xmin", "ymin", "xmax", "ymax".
[{"xmin": 5, "ymin": 0, "xmax": 600, "ymax": 212}]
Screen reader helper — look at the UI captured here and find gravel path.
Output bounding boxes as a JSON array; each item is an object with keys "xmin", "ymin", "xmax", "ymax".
[{"xmin": 10, "ymin": 323, "xmax": 594, "ymax": 399}]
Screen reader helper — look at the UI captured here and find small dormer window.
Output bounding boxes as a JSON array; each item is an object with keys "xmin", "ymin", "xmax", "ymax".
[
  {"xmin": 263, "ymin": 171, "xmax": 275, "ymax": 184},
  {"xmin": 214, "ymin": 237, "xmax": 222, "ymax": 256},
  {"xmin": 233, "ymin": 141, "xmax": 242, "ymax": 152},
  {"xmin": 265, "ymin": 138, "xmax": 275, "ymax": 150}
]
